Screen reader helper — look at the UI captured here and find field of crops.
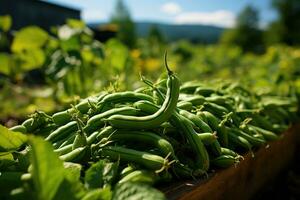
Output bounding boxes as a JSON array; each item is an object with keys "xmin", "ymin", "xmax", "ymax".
[
  {"xmin": 1, "ymin": 19, "xmax": 300, "ymax": 200},
  {"xmin": 1, "ymin": 19, "xmax": 300, "ymax": 121}
]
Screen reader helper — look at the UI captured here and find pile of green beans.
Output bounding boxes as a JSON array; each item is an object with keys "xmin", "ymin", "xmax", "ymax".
[{"xmin": 6, "ymin": 60, "xmax": 299, "ymax": 197}]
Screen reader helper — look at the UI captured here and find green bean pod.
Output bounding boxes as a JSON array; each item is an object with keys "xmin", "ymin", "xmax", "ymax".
[
  {"xmin": 134, "ymin": 99, "xmax": 209, "ymax": 171},
  {"xmin": 111, "ymin": 130, "xmax": 177, "ymax": 159},
  {"xmin": 54, "ymin": 144, "xmax": 73, "ymax": 155},
  {"xmin": 170, "ymin": 112, "xmax": 210, "ymax": 171},
  {"xmin": 211, "ymin": 155, "xmax": 237, "ymax": 168},
  {"xmin": 207, "ymin": 140, "xmax": 222, "ymax": 156},
  {"xmin": 84, "ymin": 107, "xmax": 140, "ymax": 133},
  {"xmin": 99, "ymin": 146, "xmax": 171, "ymax": 172},
  {"xmin": 228, "ymin": 131, "xmax": 252, "ymax": 151},
  {"xmin": 179, "ymin": 110, "xmax": 213, "ymax": 133},
  {"xmin": 9, "ymin": 125, "xmax": 27, "ymax": 133},
  {"xmin": 72, "ymin": 131, "xmax": 88, "ymax": 150},
  {"xmin": 106, "ymin": 72, "xmax": 180, "ymax": 130},
  {"xmin": 22, "ymin": 115, "xmax": 47, "ymax": 133},
  {"xmin": 197, "ymin": 132, "xmax": 217, "ymax": 145},
  {"xmin": 180, "ymin": 95, "xmax": 205, "ymax": 106},
  {"xmin": 59, "ymin": 146, "xmax": 89, "ymax": 163},
  {"xmin": 230, "ymin": 127, "xmax": 266, "ymax": 146},
  {"xmin": 118, "ymin": 170, "xmax": 157, "ymax": 185},
  {"xmin": 52, "ymin": 95, "xmax": 103, "ymax": 126},
  {"xmin": 248, "ymin": 125, "xmax": 279, "ymax": 141},
  {"xmin": 194, "ymin": 87, "xmax": 216, "ymax": 97},
  {"xmin": 221, "ymin": 147, "xmax": 239, "ymax": 157},
  {"xmin": 177, "ymin": 101, "xmax": 193, "ymax": 111},
  {"xmin": 45, "ymin": 121, "xmax": 78, "ymax": 142},
  {"xmin": 96, "ymin": 91, "xmax": 155, "ymax": 113},
  {"xmin": 180, "ymin": 83, "xmax": 203, "ymax": 94},
  {"xmin": 203, "ymin": 102, "xmax": 230, "ymax": 119},
  {"xmin": 202, "ymin": 111, "xmax": 228, "ymax": 147}
]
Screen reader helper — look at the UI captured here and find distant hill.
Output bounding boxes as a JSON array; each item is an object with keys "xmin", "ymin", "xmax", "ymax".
[{"xmin": 89, "ymin": 22, "xmax": 225, "ymax": 44}]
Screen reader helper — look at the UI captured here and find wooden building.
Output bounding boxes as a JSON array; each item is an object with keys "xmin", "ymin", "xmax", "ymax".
[{"xmin": 0, "ymin": 0, "xmax": 80, "ymax": 31}]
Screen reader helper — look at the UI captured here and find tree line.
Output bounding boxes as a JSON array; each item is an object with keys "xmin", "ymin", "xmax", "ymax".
[{"xmin": 110, "ymin": 0, "xmax": 300, "ymax": 53}]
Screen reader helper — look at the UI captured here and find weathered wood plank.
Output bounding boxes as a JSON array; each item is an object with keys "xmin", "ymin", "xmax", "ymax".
[{"xmin": 164, "ymin": 124, "xmax": 300, "ymax": 200}]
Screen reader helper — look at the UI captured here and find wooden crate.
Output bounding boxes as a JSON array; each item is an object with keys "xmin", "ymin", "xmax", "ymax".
[{"xmin": 164, "ymin": 124, "xmax": 300, "ymax": 200}]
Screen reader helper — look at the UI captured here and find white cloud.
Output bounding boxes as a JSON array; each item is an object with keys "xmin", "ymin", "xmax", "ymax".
[
  {"xmin": 161, "ymin": 2, "xmax": 182, "ymax": 15},
  {"xmin": 82, "ymin": 9, "xmax": 107, "ymax": 22},
  {"xmin": 174, "ymin": 10, "xmax": 236, "ymax": 28}
]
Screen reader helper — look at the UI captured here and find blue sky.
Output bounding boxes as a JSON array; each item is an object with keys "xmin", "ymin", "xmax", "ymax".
[{"xmin": 45, "ymin": 0, "xmax": 277, "ymax": 28}]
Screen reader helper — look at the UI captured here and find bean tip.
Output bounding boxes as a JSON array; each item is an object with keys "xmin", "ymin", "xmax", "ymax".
[{"xmin": 164, "ymin": 50, "xmax": 173, "ymax": 75}]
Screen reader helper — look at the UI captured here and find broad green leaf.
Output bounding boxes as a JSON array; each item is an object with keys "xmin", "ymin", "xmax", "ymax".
[
  {"xmin": 0, "ymin": 152, "xmax": 15, "ymax": 169},
  {"xmin": 67, "ymin": 19, "xmax": 85, "ymax": 29},
  {"xmin": 60, "ymin": 35, "xmax": 81, "ymax": 51},
  {"xmin": 18, "ymin": 48, "xmax": 45, "ymax": 71},
  {"xmin": 11, "ymin": 26, "xmax": 48, "ymax": 53},
  {"xmin": 63, "ymin": 162, "xmax": 82, "ymax": 181},
  {"xmin": 0, "ymin": 53, "xmax": 11, "ymax": 75},
  {"xmin": 105, "ymin": 39, "xmax": 128, "ymax": 71},
  {"xmin": 0, "ymin": 125, "xmax": 27, "ymax": 152},
  {"xmin": 84, "ymin": 160, "xmax": 119, "ymax": 189},
  {"xmin": 29, "ymin": 136, "xmax": 65, "ymax": 200},
  {"xmin": 112, "ymin": 182, "xmax": 166, "ymax": 200},
  {"xmin": 53, "ymin": 169, "xmax": 86, "ymax": 200},
  {"xmin": 0, "ymin": 15, "xmax": 12, "ymax": 32},
  {"xmin": 29, "ymin": 136, "xmax": 87, "ymax": 200},
  {"xmin": 82, "ymin": 188, "xmax": 112, "ymax": 200}
]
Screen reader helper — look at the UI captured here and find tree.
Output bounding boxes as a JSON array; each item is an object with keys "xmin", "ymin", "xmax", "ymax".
[
  {"xmin": 220, "ymin": 5, "xmax": 263, "ymax": 53},
  {"xmin": 110, "ymin": 0, "xmax": 136, "ymax": 48},
  {"xmin": 147, "ymin": 25, "xmax": 165, "ymax": 44},
  {"xmin": 266, "ymin": 0, "xmax": 300, "ymax": 45}
]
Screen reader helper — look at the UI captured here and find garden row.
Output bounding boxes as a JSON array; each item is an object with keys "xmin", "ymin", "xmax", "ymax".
[{"xmin": 1, "ymin": 61, "xmax": 299, "ymax": 199}]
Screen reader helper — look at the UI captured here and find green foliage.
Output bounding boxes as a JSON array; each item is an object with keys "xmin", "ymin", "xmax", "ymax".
[
  {"xmin": 220, "ymin": 5, "xmax": 263, "ymax": 53},
  {"xmin": 110, "ymin": 0, "xmax": 136, "ymax": 48},
  {"xmin": 0, "ymin": 125, "xmax": 27, "ymax": 152},
  {"xmin": 0, "ymin": 15, "xmax": 12, "ymax": 32},
  {"xmin": 82, "ymin": 188, "xmax": 112, "ymax": 200},
  {"xmin": 148, "ymin": 25, "xmax": 165, "ymax": 44},
  {"xmin": 112, "ymin": 182, "xmax": 166, "ymax": 200},
  {"xmin": 84, "ymin": 160, "xmax": 119, "ymax": 189},
  {"xmin": 11, "ymin": 26, "xmax": 49, "ymax": 53},
  {"xmin": 29, "ymin": 136, "xmax": 66, "ymax": 200},
  {"xmin": 29, "ymin": 136, "xmax": 86, "ymax": 200},
  {"xmin": 104, "ymin": 39, "xmax": 129, "ymax": 71},
  {"xmin": 267, "ymin": 0, "xmax": 300, "ymax": 45},
  {"xmin": 0, "ymin": 16, "xmax": 300, "ymax": 121},
  {"xmin": 0, "ymin": 53, "xmax": 11, "ymax": 75},
  {"xmin": 18, "ymin": 48, "xmax": 46, "ymax": 71}
]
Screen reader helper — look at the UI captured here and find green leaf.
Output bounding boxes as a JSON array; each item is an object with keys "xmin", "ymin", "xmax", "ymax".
[
  {"xmin": 105, "ymin": 39, "xmax": 128, "ymax": 71},
  {"xmin": 60, "ymin": 35, "xmax": 81, "ymax": 51},
  {"xmin": 18, "ymin": 48, "xmax": 45, "ymax": 71},
  {"xmin": 0, "ymin": 152, "xmax": 15, "ymax": 169},
  {"xmin": 84, "ymin": 160, "xmax": 119, "ymax": 189},
  {"xmin": 63, "ymin": 162, "xmax": 82, "ymax": 181},
  {"xmin": 0, "ymin": 15, "xmax": 12, "ymax": 32},
  {"xmin": 0, "ymin": 53, "xmax": 11, "ymax": 75},
  {"xmin": 53, "ymin": 171, "xmax": 86, "ymax": 200},
  {"xmin": 29, "ymin": 136, "xmax": 65, "ymax": 200},
  {"xmin": 82, "ymin": 188, "xmax": 112, "ymax": 200},
  {"xmin": 0, "ymin": 125, "xmax": 27, "ymax": 152},
  {"xmin": 29, "ymin": 136, "xmax": 87, "ymax": 200},
  {"xmin": 11, "ymin": 26, "xmax": 48, "ymax": 53},
  {"xmin": 112, "ymin": 182, "xmax": 166, "ymax": 200},
  {"xmin": 67, "ymin": 19, "xmax": 85, "ymax": 29}
]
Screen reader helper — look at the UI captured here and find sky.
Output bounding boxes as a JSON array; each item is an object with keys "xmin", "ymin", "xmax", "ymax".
[{"xmin": 44, "ymin": 0, "xmax": 277, "ymax": 28}]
